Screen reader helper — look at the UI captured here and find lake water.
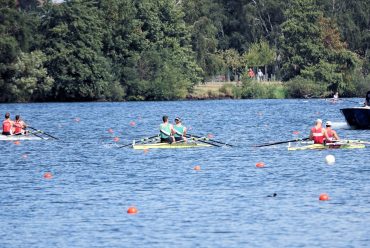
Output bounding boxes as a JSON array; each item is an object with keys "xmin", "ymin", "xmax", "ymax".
[{"xmin": 1, "ymin": 99, "xmax": 369, "ymax": 247}]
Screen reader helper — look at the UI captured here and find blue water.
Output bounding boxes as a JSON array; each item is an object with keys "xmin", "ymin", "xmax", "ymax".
[{"xmin": 1, "ymin": 99, "xmax": 369, "ymax": 247}]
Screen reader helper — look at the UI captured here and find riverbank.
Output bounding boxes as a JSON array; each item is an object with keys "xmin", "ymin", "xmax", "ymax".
[{"xmin": 187, "ymin": 81, "xmax": 287, "ymax": 99}]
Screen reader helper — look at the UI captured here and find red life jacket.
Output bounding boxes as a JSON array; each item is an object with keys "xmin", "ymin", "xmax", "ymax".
[
  {"xmin": 2, "ymin": 119, "xmax": 12, "ymax": 133},
  {"xmin": 311, "ymin": 127, "xmax": 324, "ymax": 144},
  {"xmin": 13, "ymin": 120, "xmax": 23, "ymax": 134}
]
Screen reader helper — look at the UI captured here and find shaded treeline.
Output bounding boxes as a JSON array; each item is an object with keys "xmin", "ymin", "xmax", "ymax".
[{"xmin": 0, "ymin": 0, "xmax": 369, "ymax": 102}]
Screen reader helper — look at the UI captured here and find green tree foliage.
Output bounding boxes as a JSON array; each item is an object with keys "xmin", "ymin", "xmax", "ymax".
[
  {"xmin": 0, "ymin": 0, "xmax": 36, "ymax": 102},
  {"xmin": 243, "ymin": 40, "xmax": 276, "ymax": 76},
  {"xmin": 0, "ymin": 0, "xmax": 369, "ymax": 101},
  {"xmin": 280, "ymin": 0, "xmax": 361, "ymax": 96},
  {"xmin": 10, "ymin": 51, "xmax": 54, "ymax": 102},
  {"xmin": 39, "ymin": 0, "xmax": 116, "ymax": 101},
  {"xmin": 182, "ymin": 0, "xmax": 224, "ymax": 76}
]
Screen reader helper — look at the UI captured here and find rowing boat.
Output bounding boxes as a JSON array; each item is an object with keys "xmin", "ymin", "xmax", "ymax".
[
  {"xmin": 288, "ymin": 143, "xmax": 365, "ymax": 151},
  {"xmin": 0, "ymin": 134, "xmax": 46, "ymax": 141},
  {"xmin": 132, "ymin": 141, "xmax": 213, "ymax": 149}
]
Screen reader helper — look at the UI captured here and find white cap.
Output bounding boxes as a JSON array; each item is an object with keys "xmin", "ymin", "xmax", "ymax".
[
  {"xmin": 316, "ymin": 119, "xmax": 322, "ymax": 124},
  {"xmin": 325, "ymin": 121, "xmax": 332, "ymax": 126}
]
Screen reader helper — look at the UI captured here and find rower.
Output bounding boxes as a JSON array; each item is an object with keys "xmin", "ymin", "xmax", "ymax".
[
  {"xmin": 364, "ymin": 90, "xmax": 370, "ymax": 107},
  {"xmin": 333, "ymin": 92, "xmax": 339, "ymax": 100},
  {"xmin": 13, "ymin": 115, "xmax": 27, "ymax": 135},
  {"xmin": 159, "ymin": 115, "xmax": 175, "ymax": 143},
  {"xmin": 173, "ymin": 117, "xmax": 187, "ymax": 142},
  {"xmin": 324, "ymin": 121, "xmax": 339, "ymax": 143},
  {"xmin": 2, "ymin": 112, "xmax": 13, "ymax": 135},
  {"xmin": 309, "ymin": 119, "xmax": 329, "ymax": 144}
]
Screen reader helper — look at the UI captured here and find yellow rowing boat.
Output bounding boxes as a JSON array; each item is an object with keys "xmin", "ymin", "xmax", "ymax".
[
  {"xmin": 288, "ymin": 143, "xmax": 365, "ymax": 151},
  {"xmin": 132, "ymin": 142, "xmax": 213, "ymax": 149}
]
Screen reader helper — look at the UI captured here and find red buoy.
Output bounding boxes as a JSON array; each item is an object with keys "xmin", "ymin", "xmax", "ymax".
[
  {"xmin": 129, "ymin": 121, "xmax": 136, "ymax": 127},
  {"xmin": 108, "ymin": 128, "xmax": 114, "ymax": 134},
  {"xmin": 194, "ymin": 165, "xmax": 201, "ymax": 171},
  {"xmin": 127, "ymin": 206, "xmax": 138, "ymax": 214},
  {"xmin": 44, "ymin": 172, "xmax": 53, "ymax": 179},
  {"xmin": 256, "ymin": 162, "xmax": 265, "ymax": 168},
  {"xmin": 319, "ymin": 193, "xmax": 329, "ymax": 201},
  {"xmin": 113, "ymin": 137, "xmax": 120, "ymax": 142}
]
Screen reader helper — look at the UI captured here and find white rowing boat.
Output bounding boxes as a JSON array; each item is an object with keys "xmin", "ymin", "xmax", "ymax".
[{"xmin": 0, "ymin": 134, "xmax": 47, "ymax": 141}]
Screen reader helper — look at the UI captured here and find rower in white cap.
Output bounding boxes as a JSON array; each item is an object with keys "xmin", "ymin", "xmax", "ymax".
[{"xmin": 324, "ymin": 121, "xmax": 339, "ymax": 143}]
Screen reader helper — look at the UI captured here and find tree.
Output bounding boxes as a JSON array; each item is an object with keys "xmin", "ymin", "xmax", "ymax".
[
  {"xmin": 10, "ymin": 51, "xmax": 54, "ymax": 102},
  {"xmin": 243, "ymin": 40, "xmax": 276, "ymax": 77},
  {"xmin": 0, "ymin": 0, "xmax": 36, "ymax": 102},
  {"xmin": 39, "ymin": 0, "xmax": 117, "ymax": 101}
]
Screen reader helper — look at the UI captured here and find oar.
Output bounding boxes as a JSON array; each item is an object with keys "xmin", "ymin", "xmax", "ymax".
[
  {"xmin": 118, "ymin": 135, "xmax": 159, "ymax": 148},
  {"xmin": 186, "ymin": 135, "xmax": 221, "ymax": 147},
  {"xmin": 186, "ymin": 134, "xmax": 234, "ymax": 147},
  {"xmin": 254, "ymin": 137, "xmax": 310, "ymax": 147},
  {"xmin": 28, "ymin": 131, "xmax": 47, "ymax": 140},
  {"xmin": 27, "ymin": 126, "xmax": 59, "ymax": 140}
]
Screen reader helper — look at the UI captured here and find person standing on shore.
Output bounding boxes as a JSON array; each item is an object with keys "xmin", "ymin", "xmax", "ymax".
[
  {"xmin": 257, "ymin": 69, "xmax": 264, "ymax": 81},
  {"xmin": 248, "ymin": 68, "xmax": 255, "ymax": 79}
]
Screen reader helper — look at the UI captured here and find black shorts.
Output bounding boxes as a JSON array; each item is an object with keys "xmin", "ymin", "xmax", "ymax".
[
  {"xmin": 174, "ymin": 136, "xmax": 183, "ymax": 142},
  {"xmin": 160, "ymin": 137, "xmax": 173, "ymax": 143},
  {"xmin": 2, "ymin": 132, "xmax": 11, "ymax": 135}
]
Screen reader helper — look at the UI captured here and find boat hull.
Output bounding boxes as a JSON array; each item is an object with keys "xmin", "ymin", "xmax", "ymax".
[
  {"xmin": 288, "ymin": 143, "xmax": 365, "ymax": 151},
  {"xmin": 0, "ymin": 134, "xmax": 45, "ymax": 141},
  {"xmin": 340, "ymin": 107, "xmax": 370, "ymax": 129},
  {"xmin": 132, "ymin": 142, "xmax": 213, "ymax": 149}
]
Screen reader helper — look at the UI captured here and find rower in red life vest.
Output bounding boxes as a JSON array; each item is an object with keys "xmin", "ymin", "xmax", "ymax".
[
  {"xmin": 2, "ymin": 112, "xmax": 14, "ymax": 135},
  {"xmin": 324, "ymin": 121, "xmax": 339, "ymax": 143},
  {"xmin": 13, "ymin": 115, "xmax": 28, "ymax": 135},
  {"xmin": 309, "ymin": 119, "xmax": 330, "ymax": 144}
]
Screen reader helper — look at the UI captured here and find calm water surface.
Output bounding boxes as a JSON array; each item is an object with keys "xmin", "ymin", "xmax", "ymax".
[{"xmin": 1, "ymin": 99, "xmax": 369, "ymax": 247}]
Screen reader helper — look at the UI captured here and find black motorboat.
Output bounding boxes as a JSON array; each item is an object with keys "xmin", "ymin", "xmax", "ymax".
[{"xmin": 340, "ymin": 107, "xmax": 370, "ymax": 129}]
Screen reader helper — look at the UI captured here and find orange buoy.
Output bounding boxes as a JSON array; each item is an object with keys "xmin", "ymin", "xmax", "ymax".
[
  {"xmin": 13, "ymin": 141, "xmax": 20, "ymax": 145},
  {"xmin": 108, "ymin": 128, "xmax": 114, "ymax": 134},
  {"xmin": 129, "ymin": 121, "xmax": 136, "ymax": 127},
  {"xmin": 127, "ymin": 206, "xmax": 138, "ymax": 214},
  {"xmin": 43, "ymin": 172, "xmax": 53, "ymax": 179},
  {"xmin": 256, "ymin": 162, "xmax": 265, "ymax": 168},
  {"xmin": 113, "ymin": 137, "xmax": 120, "ymax": 142},
  {"xmin": 319, "ymin": 193, "xmax": 329, "ymax": 201},
  {"xmin": 194, "ymin": 165, "xmax": 201, "ymax": 171}
]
